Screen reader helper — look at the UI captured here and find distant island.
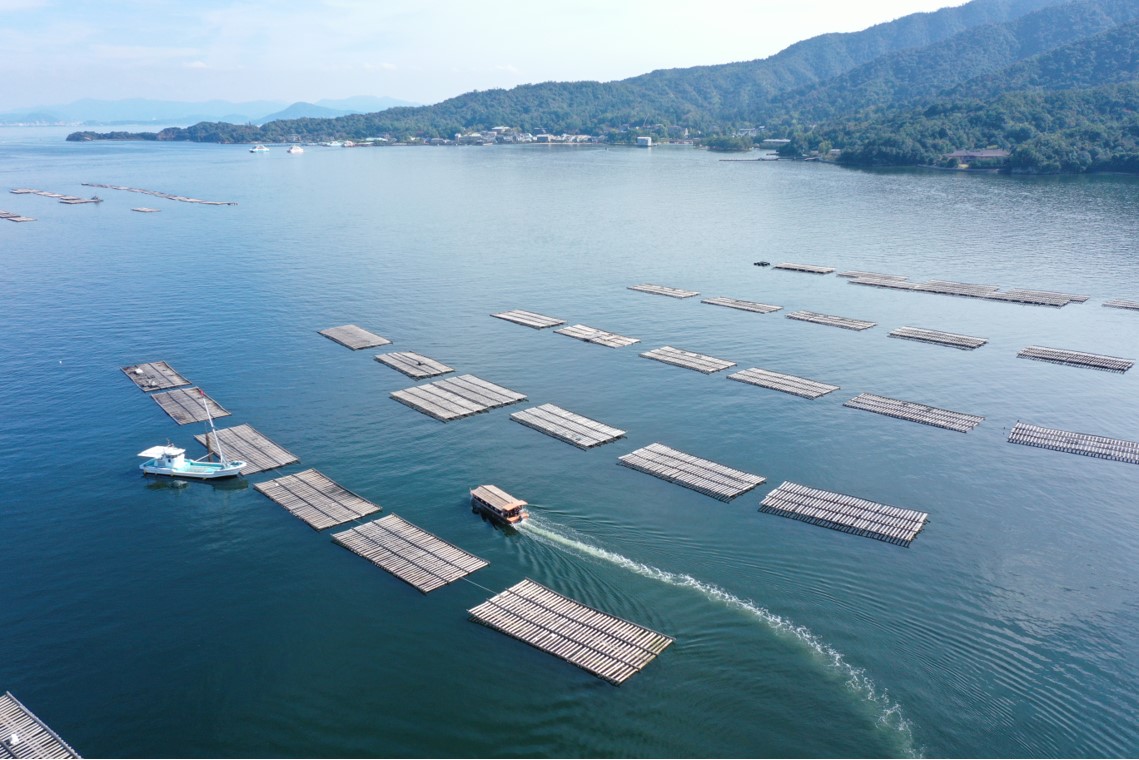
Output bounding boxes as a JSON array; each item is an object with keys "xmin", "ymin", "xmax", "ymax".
[{"xmin": 67, "ymin": 0, "xmax": 1139, "ymax": 175}]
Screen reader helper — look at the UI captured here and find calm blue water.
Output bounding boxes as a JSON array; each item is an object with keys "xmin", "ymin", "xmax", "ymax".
[{"xmin": 2, "ymin": 129, "xmax": 1138, "ymax": 758}]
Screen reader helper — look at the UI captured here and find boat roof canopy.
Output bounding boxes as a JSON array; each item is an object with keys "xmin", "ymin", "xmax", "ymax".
[
  {"xmin": 472, "ymin": 484, "xmax": 528, "ymax": 511},
  {"xmin": 138, "ymin": 445, "xmax": 184, "ymax": 458}
]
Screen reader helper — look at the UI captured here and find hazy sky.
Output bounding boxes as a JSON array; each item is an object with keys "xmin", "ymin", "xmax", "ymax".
[{"xmin": 1, "ymin": 0, "xmax": 965, "ymax": 109}]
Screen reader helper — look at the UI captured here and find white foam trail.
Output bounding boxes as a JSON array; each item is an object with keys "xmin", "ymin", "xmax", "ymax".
[{"xmin": 520, "ymin": 518, "xmax": 922, "ymax": 758}]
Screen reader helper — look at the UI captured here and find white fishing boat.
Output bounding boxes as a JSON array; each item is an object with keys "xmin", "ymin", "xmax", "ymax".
[
  {"xmin": 287, "ymin": 144, "xmax": 304, "ymax": 154},
  {"xmin": 138, "ymin": 391, "xmax": 246, "ymax": 479},
  {"xmin": 249, "ymin": 144, "xmax": 269, "ymax": 153}
]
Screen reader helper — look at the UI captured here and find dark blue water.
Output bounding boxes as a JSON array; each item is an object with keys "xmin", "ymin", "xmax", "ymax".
[{"xmin": 2, "ymin": 129, "xmax": 1138, "ymax": 758}]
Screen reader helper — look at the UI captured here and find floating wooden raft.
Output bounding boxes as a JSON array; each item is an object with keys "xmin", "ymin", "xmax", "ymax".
[
  {"xmin": 151, "ymin": 388, "xmax": 230, "ymax": 425},
  {"xmin": 332, "ymin": 513, "xmax": 487, "ymax": 593},
  {"xmin": 888, "ymin": 326, "xmax": 988, "ymax": 350},
  {"xmin": 468, "ymin": 578, "xmax": 673, "ymax": 685},
  {"xmin": 82, "ymin": 183, "xmax": 237, "ymax": 206},
  {"xmin": 640, "ymin": 345, "xmax": 735, "ymax": 373},
  {"xmin": 491, "ymin": 310, "xmax": 565, "ymax": 329},
  {"xmin": 374, "ymin": 351, "xmax": 453, "ymax": 379},
  {"xmin": 847, "ymin": 276, "xmax": 918, "ymax": 291},
  {"xmin": 9, "ymin": 188, "xmax": 99, "ymax": 204},
  {"xmin": 786, "ymin": 310, "xmax": 876, "ymax": 331},
  {"xmin": 844, "ymin": 392, "xmax": 984, "ymax": 433},
  {"xmin": 617, "ymin": 443, "xmax": 765, "ymax": 501},
  {"xmin": 131, "ymin": 207, "xmax": 160, "ymax": 213},
  {"xmin": 1017, "ymin": 345, "xmax": 1134, "ymax": 373},
  {"xmin": 511, "ymin": 403, "xmax": 626, "ymax": 449},
  {"xmin": 0, "ymin": 691, "xmax": 81, "ymax": 759},
  {"xmin": 760, "ymin": 481, "xmax": 929, "ymax": 546},
  {"xmin": 837, "ymin": 271, "xmax": 908, "ymax": 280},
  {"xmin": 915, "ymin": 280, "xmax": 1000, "ymax": 297},
  {"xmin": 1104, "ymin": 298, "xmax": 1139, "ymax": 311},
  {"xmin": 121, "ymin": 360, "xmax": 190, "ymax": 391},
  {"xmin": 999, "ymin": 288, "xmax": 1088, "ymax": 304},
  {"xmin": 318, "ymin": 324, "xmax": 392, "ymax": 350},
  {"xmin": 728, "ymin": 367, "xmax": 839, "ymax": 399},
  {"xmin": 194, "ymin": 423, "xmax": 299, "ymax": 475},
  {"xmin": 1007, "ymin": 421, "xmax": 1139, "ymax": 465},
  {"xmin": 0, "ymin": 210, "xmax": 35, "ymax": 222},
  {"xmin": 701, "ymin": 296, "xmax": 782, "ymax": 313},
  {"xmin": 773, "ymin": 262, "xmax": 834, "ymax": 274},
  {"xmin": 846, "ymin": 276, "xmax": 1083, "ymax": 306},
  {"xmin": 254, "ymin": 469, "xmax": 380, "ymax": 530},
  {"xmin": 627, "ymin": 283, "xmax": 698, "ymax": 298},
  {"xmin": 555, "ymin": 324, "xmax": 639, "ymax": 348},
  {"xmin": 391, "ymin": 374, "xmax": 526, "ymax": 422}
]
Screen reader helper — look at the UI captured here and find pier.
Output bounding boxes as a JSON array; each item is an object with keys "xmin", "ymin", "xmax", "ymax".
[
  {"xmin": 82, "ymin": 183, "xmax": 237, "ymax": 205},
  {"xmin": 760, "ymin": 481, "xmax": 929, "ymax": 546},
  {"xmin": 640, "ymin": 345, "xmax": 736, "ymax": 373},
  {"xmin": 1008, "ymin": 421, "xmax": 1139, "ymax": 465},
  {"xmin": 786, "ymin": 310, "xmax": 877, "ymax": 331},
  {"xmin": 318, "ymin": 324, "xmax": 392, "ymax": 350},
  {"xmin": 374, "ymin": 351, "xmax": 454, "ymax": 379},
  {"xmin": 194, "ymin": 423, "xmax": 299, "ymax": 474},
  {"xmin": 332, "ymin": 514, "xmax": 488, "ymax": 593},
  {"xmin": 773, "ymin": 262, "xmax": 835, "ymax": 274},
  {"xmin": 121, "ymin": 361, "xmax": 190, "ymax": 391},
  {"xmin": 701, "ymin": 296, "xmax": 782, "ymax": 314},
  {"xmin": 627, "ymin": 283, "xmax": 699, "ymax": 298},
  {"xmin": 491, "ymin": 310, "xmax": 565, "ymax": 329},
  {"xmin": 254, "ymin": 469, "xmax": 381, "ymax": 530},
  {"xmin": 888, "ymin": 326, "xmax": 987, "ymax": 350},
  {"xmin": 844, "ymin": 392, "xmax": 984, "ymax": 433},
  {"xmin": 510, "ymin": 403, "xmax": 626, "ymax": 449},
  {"xmin": 555, "ymin": 324, "xmax": 639, "ymax": 347},
  {"xmin": 0, "ymin": 691, "xmax": 80, "ymax": 759},
  {"xmin": 391, "ymin": 374, "xmax": 526, "ymax": 421},
  {"xmin": 1017, "ymin": 346, "xmax": 1134, "ymax": 373},
  {"xmin": 151, "ymin": 388, "xmax": 230, "ymax": 425},
  {"xmin": 468, "ymin": 578, "xmax": 673, "ymax": 685},
  {"xmin": 617, "ymin": 443, "xmax": 765, "ymax": 501},
  {"xmin": 728, "ymin": 367, "xmax": 839, "ymax": 399}
]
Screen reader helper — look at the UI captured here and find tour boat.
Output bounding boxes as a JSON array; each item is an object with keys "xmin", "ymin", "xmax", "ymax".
[
  {"xmin": 287, "ymin": 144, "xmax": 304, "ymax": 154},
  {"xmin": 249, "ymin": 144, "xmax": 269, "ymax": 153},
  {"xmin": 470, "ymin": 484, "xmax": 530, "ymax": 526},
  {"xmin": 138, "ymin": 390, "xmax": 246, "ymax": 479}
]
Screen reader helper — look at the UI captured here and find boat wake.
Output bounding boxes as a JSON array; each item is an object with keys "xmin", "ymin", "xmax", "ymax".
[{"xmin": 519, "ymin": 517, "xmax": 922, "ymax": 758}]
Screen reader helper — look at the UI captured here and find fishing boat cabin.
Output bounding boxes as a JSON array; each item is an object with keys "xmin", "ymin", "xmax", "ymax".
[{"xmin": 470, "ymin": 484, "xmax": 530, "ymax": 526}]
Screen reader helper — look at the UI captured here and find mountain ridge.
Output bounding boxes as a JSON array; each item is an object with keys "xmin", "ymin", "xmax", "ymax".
[{"xmin": 64, "ymin": 0, "xmax": 1139, "ymax": 173}]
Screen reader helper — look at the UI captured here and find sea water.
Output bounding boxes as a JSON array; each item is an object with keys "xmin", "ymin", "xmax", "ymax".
[{"xmin": 1, "ymin": 129, "xmax": 1138, "ymax": 758}]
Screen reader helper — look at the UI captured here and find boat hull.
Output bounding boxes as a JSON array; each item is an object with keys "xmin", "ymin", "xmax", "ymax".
[{"xmin": 140, "ymin": 460, "xmax": 245, "ymax": 480}]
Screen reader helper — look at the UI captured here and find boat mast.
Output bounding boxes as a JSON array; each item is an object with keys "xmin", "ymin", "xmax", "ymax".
[{"xmin": 198, "ymin": 388, "xmax": 228, "ymax": 463}]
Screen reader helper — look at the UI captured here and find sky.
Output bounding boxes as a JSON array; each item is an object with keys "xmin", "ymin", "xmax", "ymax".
[{"xmin": 0, "ymin": 0, "xmax": 966, "ymax": 110}]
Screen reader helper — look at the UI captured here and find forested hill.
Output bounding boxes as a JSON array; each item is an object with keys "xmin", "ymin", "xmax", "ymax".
[
  {"xmin": 71, "ymin": 0, "xmax": 1068, "ymax": 141},
  {"xmin": 68, "ymin": 0, "xmax": 1139, "ymax": 173},
  {"xmin": 817, "ymin": 20, "xmax": 1139, "ymax": 171},
  {"xmin": 768, "ymin": 0, "xmax": 1139, "ymax": 123}
]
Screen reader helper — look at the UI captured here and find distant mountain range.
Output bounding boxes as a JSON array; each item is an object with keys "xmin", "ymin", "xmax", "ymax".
[
  {"xmin": 0, "ymin": 96, "xmax": 417, "ymax": 126},
  {"xmin": 64, "ymin": 0, "xmax": 1139, "ymax": 173}
]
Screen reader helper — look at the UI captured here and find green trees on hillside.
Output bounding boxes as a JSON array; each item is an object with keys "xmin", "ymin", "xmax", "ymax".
[{"xmin": 63, "ymin": 0, "xmax": 1139, "ymax": 174}]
